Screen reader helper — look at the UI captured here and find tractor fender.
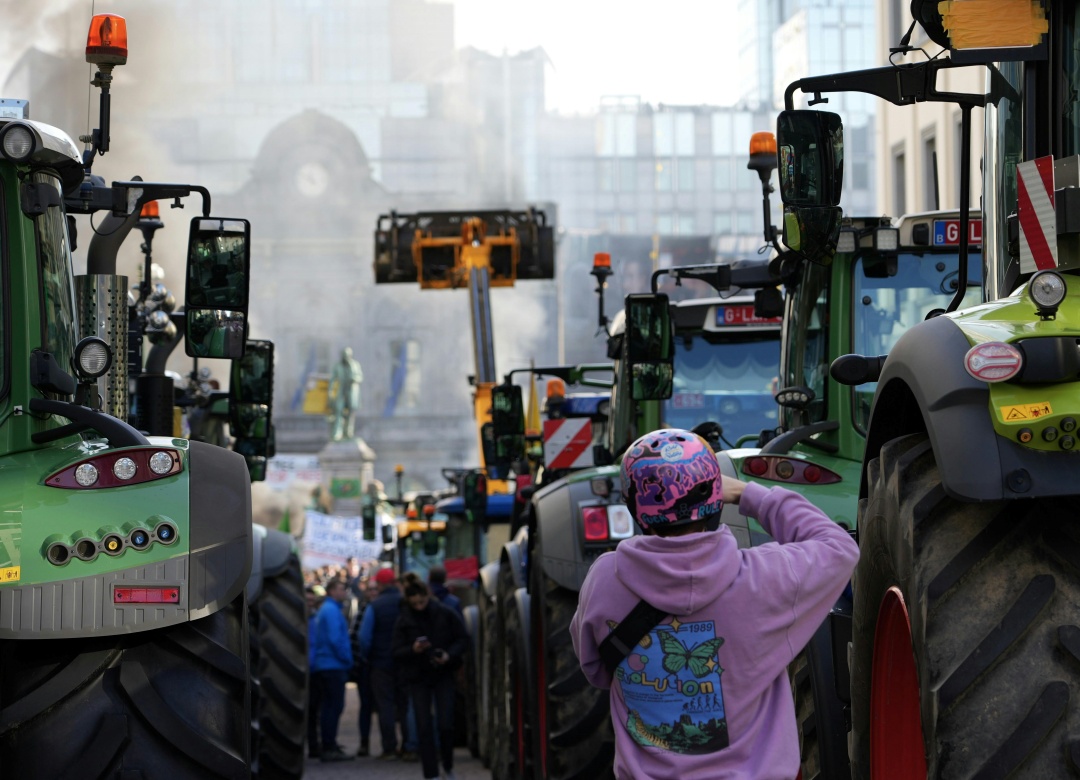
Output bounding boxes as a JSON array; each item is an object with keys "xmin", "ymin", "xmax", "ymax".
[
  {"xmin": 861, "ymin": 314, "xmax": 1005, "ymax": 501},
  {"xmin": 500, "ymin": 530, "xmax": 528, "ymax": 593},
  {"xmin": 463, "ymin": 603, "xmax": 481, "ymax": 659},
  {"xmin": 187, "ymin": 441, "xmax": 252, "ymax": 619},
  {"xmin": 246, "ymin": 522, "xmax": 267, "ymax": 603},
  {"xmin": 714, "ymin": 451, "xmax": 755, "ymax": 548},
  {"xmin": 511, "ymin": 587, "xmax": 532, "ymax": 668},
  {"xmin": 479, "ymin": 561, "xmax": 501, "ymax": 606},
  {"xmin": 533, "ymin": 469, "xmax": 620, "ymax": 593},
  {"xmin": 261, "ymin": 527, "xmax": 296, "ymax": 579}
]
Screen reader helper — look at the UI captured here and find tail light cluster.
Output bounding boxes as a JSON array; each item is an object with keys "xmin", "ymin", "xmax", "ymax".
[
  {"xmin": 581, "ymin": 504, "xmax": 635, "ymax": 543},
  {"xmin": 45, "ymin": 448, "xmax": 182, "ymax": 490},
  {"xmin": 742, "ymin": 456, "xmax": 841, "ymax": 485},
  {"xmin": 45, "ymin": 520, "xmax": 179, "ymax": 566}
]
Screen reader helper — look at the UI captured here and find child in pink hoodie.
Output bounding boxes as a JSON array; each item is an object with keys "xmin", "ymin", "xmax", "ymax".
[{"xmin": 571, "ymin": 428, "xmax": 859, "ymax": 779}]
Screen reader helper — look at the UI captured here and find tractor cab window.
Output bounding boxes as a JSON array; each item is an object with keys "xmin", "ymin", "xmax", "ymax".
[
  {"xmin": 34, "ymin": 173, "xmax": 77, "ymax": 373},
  {"xmin": 781, "ymin": 260, "xmax": 830, "ymax": 429},
  {"xmin": 983, "ymin": 60, "xmax": 1023, "ymax": 299},
  {"xmin": 668, "ymin": 332, "xmax": 779, "ymax": 441},
  {"xmin": 851, "ymin": 250, "xmax": 982, "ymax": 432}
]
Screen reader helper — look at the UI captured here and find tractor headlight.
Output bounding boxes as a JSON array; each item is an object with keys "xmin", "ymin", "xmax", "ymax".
[
  {"xmin": 73, "ymin": 337, "xmax": 112, "ymax": 380},
  {"xmin": 0, "ymin": 123, "xmax": 36, "ymax": 162},
  {"xmin": 1029, "ymin": 270, "xmax": 1066, "ymax": 317}
]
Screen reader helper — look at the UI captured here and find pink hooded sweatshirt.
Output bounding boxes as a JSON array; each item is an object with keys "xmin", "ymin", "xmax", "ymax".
[{"xmin": 570, "ymin": 481, "xmax": 859, "ymax": 780}]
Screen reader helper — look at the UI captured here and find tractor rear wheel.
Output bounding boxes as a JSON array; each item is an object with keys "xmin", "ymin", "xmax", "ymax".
[
  {"xmin": 489, "ymin": 560, "xmax": 516, "ymax": 780},
  {"xmin": 505, "ymin": 589, "xmax": 534, "ymax": 780},
  {"xmin": 790, "ymin": 623, "xmax": 849, "ymax": 780},
  {"xmin": 530, "ymin": 531, "xmax": 615, "ymax": 780},
  {"xmin": 253, "ymin": 553, "xmax": 308, "ymax": 779},
  {"xmin": 0, "ymin": 593, "xmax": 250, "ymax": 780},
  {"xmin": 462, "ymin": 604, "xmax": 481, "ymax": 757},
  {"xmin": 851, "ymin": 433, "xmax": 1080, "ymax": 778},
  {"xmin": 478, "ymin": 575, "xmax": 499, "ymax": 767}
]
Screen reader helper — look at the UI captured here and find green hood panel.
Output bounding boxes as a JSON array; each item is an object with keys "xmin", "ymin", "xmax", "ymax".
[{"xmin": 948, "ymin": 280, "xmax": 1080, "ymax": 345}]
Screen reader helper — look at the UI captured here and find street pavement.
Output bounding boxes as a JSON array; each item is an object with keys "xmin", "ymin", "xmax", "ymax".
[{"xmin": 302, "ymin": 682, "xmax": 490, "ymax": 779}]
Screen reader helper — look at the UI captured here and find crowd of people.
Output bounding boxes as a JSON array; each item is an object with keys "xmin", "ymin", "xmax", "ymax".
[{"xmin": 305, "ymin": 557, "xmax": 467, "ymax": 780}]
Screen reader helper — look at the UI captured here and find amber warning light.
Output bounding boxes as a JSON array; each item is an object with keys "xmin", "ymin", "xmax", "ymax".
[
  {"xmin": 749, "ymin": 131, "xmax": 777, "ymax": 157},
  {"xmin": 86, "ymin": 14, "xmax": 128, "ymax": 66},
  {"xmin": 140, "ymin": 200, "xmax": 160, "ymax": 219}
]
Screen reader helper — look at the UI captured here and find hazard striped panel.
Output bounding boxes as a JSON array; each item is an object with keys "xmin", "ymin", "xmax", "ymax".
[
  {"xmin": 1017, "ymin": 156, "xmax": 1058, "ymax": 273},
  {"xmin": 543, "ymin": 418, "xmax": 594, "ymax": 470}
]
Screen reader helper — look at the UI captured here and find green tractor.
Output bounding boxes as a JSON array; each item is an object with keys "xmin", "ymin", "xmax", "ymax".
[
  {"xmin": 0, "ymin": 15, "xmax": 265, "ymax": 778},
  {"xmin": 716, "ymin": 206, "xmax": 983, "ymax": 778},
  {"xmin": 776, "ymin": 1, "xmax": 1080, "ymax": 775}
]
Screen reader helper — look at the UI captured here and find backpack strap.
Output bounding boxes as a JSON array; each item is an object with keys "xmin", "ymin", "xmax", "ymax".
[{"xmin": 599, "ymin": 599, "xmax": 670, "ymax": 675}]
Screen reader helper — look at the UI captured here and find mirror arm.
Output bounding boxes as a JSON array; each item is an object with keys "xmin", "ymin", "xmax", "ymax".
[
  {"xmin": 759, "ymin": 420, "xmax": 839, "ymax": 455},
  {"xmin": 112, "ymin": 181, "xmax": 213, "ymax": 218},
  {"xmin": 785, "ymin": 59, "xmax": 986, "ymax": 111}
]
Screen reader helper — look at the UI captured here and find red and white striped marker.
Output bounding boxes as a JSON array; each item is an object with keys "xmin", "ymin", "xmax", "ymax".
[
  {"xmin": 543, "ymin": 418, "xmax": 594, "ymax": 470},
  {"xmin": 1017, "ymin": 156, "xmax": 1058, "ymax": 273}
]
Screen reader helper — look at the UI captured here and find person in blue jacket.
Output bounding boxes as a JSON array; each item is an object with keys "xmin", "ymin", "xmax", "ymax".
[
  {"xmin": 312, "ymin": 578, "xmax": 355, "ymax": 762},
  {"xmin": 306, "ymin": 584, "xmax": 326, "ymax": 758}
]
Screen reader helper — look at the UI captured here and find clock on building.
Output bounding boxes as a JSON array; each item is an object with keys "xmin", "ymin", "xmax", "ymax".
[{"xmin": 296, "ymin": 161, "xmax": 329, "ymax": 198}]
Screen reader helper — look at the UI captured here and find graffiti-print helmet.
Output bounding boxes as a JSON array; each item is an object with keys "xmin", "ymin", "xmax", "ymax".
[{"xmin": 620, "ymin": 428, "xmax": 724, "ymax": 533}]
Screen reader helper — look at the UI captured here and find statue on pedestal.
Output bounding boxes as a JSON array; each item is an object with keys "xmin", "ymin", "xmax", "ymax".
[{"xmin": 328, "ymin": 347, "xmax": 363, "ymax": 441}]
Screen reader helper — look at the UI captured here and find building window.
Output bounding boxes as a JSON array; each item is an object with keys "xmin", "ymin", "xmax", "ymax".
[
  {"xmin": 598, "ymin": 160, "xmax": 615, "ymax": 192},
  {"xmin": 620, "ymin": 159, "xmax": 638, "ymax": 191},
  {"xmin": 599, "ymin": 113, "xmax": 637, "ymax": 157},
  {"xmin": 387, "ymin": 339, "xmax": 421, "ymax": 414},
  {"xmin": 713, "ymin": 158, "xmax": 733, "ymax": 191},
  {"xmin": 736, "ymin": 211, "xmax": 755, "ymax": 234},
  {"xmin": 620, "ymin": 214, "xmax": 637, "ymax": 233},
  {"xmin": 923, "ymin": 133, "xmax": 938, "ymax": 211},
  {"xmin": 656, "ymin": 214, "xmax": 675, "ymax": 234},
  {"xmin": 892, "ymin": 146, "xmax": 907, "ymax": 215},
  {"xmin": 714, "ymin": 213, "xmax": 732, "ymax": 234},
  {"xmin": 677, "ymin": 215, "xmax": 696, "ymax": 235},
  {"xmin": 678, "ymin": 158, "xmax": 696, "ymax": 192},
  {"xmin": 655, "ymin": 162, "xmax": 673, "ymax": 191}
]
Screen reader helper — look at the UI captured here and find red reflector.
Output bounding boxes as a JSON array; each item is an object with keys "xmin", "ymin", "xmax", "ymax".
[
  {"xmin": 804, "ymin": 465, "xmax": 822, "ymax": 483},
  {"xmin": 964, "ymin": 342, "xmax": 1023, "ymax": 382},
  {"xmin": 114, "ymin": 587, "xmax": 180, "ymax": 604},
  {"xmin": 745, "ymin": 457, "xmax": 768, "ymax": 477},
  {"xmin": 582, "ymin": 506, "xmax": 609, "ymax": 542}
]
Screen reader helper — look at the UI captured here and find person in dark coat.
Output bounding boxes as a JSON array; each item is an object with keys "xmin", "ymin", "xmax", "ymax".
[
  {"xmin": 360, "ymin": 566, "xmax": 411, "ymax": 759},
  {"xmin": 427, "ymin": 565, "xmax": 462, "ymax": 615},
  {"xmin": 392, "ymin": 572, "xmax": 468, "ymax": 780}
]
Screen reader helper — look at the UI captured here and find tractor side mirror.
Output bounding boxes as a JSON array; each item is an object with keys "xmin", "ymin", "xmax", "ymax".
[
  {"xmin": 491, "ymin": 382, "xmax": 526, "ymax": 465},
  {"xmin": 230, "ymin": 339, "xmax": 274, "ymax": 405},
  {"xmin": 777, "ymin": 110, "xmax": 844, "ymax": 266},
  {"xmin": 462, "ymin": 469, "xmax": 488, "ymax": 525},
  {"xmin": 185, "ymin": 217, "xmax": 250, "ymax": 358},
  {"xmin": 624, "ymin": 293, "xmax": 674, "ymax": 401}
]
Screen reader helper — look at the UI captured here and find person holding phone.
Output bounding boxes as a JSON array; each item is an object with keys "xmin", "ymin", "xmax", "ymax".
[{"xmin": 392, "ymin": 572, "xmax": 468, "ymax": 780}]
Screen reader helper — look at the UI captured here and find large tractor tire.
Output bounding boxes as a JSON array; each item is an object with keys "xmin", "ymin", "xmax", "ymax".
[
  {"xmin": 462, "ymin": 604, "xmax": 482, "ymax": 757},
  {"xmin": 530, "ymin": 532, "xmax": 615, "ymax": 780},
  {"xmin": 851, "ymin": 433, "xmax": 1080, "ymax": 779},
  {"xmin": 478, "ymin": 574, "xmax": 500, "ymax": 766},
  {"xmin": 505, "ymin": 587, "xmax": 535, "ymax": 780},
  {"xmin": 253, "ymin": 553, "xmax": 308, "ymax": 779},
  {"xmin": 489, "ymin": 560, "xmax": 516, "ymax": 780},
  {"xmin": 0, "ymin": 594, "xmax": 250, "ymax": 779},
  {"xmin": 790, "ymin": 621, "xmax": 849, "ymax": 780}
]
